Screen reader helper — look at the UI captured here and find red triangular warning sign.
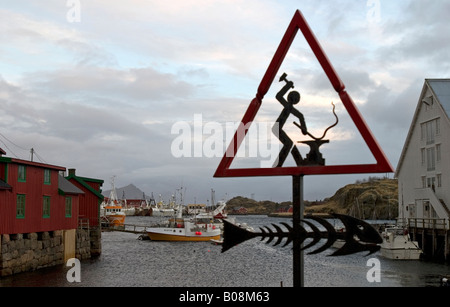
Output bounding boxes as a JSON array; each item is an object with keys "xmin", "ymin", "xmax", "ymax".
[{"xmin": 214, "ymin": 9, "xmax": 393, "ymax": 178}]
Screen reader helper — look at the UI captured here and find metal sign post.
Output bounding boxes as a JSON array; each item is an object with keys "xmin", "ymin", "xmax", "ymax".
[
  {"xmin": 215, "ymin": 9, "xmax": 394, "ymax": 288},
  {"xmin": 292, "ymin": 175, "xmax": 304, "ymax": 287}
]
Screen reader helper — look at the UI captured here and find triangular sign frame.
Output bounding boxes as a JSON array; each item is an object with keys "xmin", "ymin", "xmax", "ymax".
[{"xmin": 214, "ymin": 9, "xmax": 393, "ymax": 178}]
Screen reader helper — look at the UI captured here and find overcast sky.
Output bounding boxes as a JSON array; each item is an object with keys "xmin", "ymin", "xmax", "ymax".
[{"xmin": 1, "ymin": 1, "xmax": 449, "ymax": 204}]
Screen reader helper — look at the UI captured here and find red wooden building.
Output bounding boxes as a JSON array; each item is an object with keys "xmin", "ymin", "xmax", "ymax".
[
  {"xmin": 0, "ymin": 155, "xmax": 83, "ymax": 234},
  {"xmin": 65, "ymin": 168, "xmax": 104, "ymax": 227},
  {"xmin": 231, "ymin": 207, "xmax": 248, "ymax": 215}
]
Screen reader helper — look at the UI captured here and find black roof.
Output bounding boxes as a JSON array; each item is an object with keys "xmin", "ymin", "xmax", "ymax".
[
  {"xmin": 0, "ymin": 178, "xmax": 12, "ymax": 190},
  {"xmin": 58, "ymin": 175, "xmax": 84, "ymax": 195}
]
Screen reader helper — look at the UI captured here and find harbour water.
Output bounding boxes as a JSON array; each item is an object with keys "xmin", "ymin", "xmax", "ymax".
[{"xmin": 1, "ymin": 215, "xmax": 450, "ymax": 287}]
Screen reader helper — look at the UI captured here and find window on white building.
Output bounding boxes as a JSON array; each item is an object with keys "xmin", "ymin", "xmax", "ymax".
[
  {"xmin": 437, "ymin": 174, "xmax": 442, "ymax": 188},
  {"xmin": 421, "ymin": 123, "xmax": 425, "ymax": 141},
  {"xmin": 421, "ymin": 118, "xmax": 440, "ymax": 144},
  {"xmin": 426, "ymin": 121, "xmax": 435, "ymax": 144},
  {"xmin": 436, "ymin": 144, "xmax": 441, "ymax": 162},
  {"xmin": 427, "ymin": 147, "xmax": 435, "ymax": 171}
]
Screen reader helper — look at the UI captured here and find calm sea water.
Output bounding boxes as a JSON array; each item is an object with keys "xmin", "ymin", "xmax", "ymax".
[{"xmin": 1, "ymin": 215, "xmax": 450, "ymax": 287}]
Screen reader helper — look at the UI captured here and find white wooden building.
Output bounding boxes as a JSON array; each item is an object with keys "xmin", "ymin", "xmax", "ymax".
[{"xmin": 396, "ymin": 79, "xmax": 450, "ymax": 229}]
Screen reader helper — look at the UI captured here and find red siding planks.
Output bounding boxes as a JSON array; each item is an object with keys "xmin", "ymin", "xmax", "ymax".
[
  {"xmin": 0, "ymin": 159, "xmax": 79, "ymax": 234},
  {"xmin": 66, "ymin": 173, "xmax": 104, "ymax": 227}
]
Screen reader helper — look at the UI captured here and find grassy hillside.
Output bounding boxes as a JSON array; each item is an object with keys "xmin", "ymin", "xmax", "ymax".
[
  {"xmin": 227, "ymin": 177, "xmax": 398, "ymax": 220},
  {"xmin": 226, "ymin": 196, "xmax": 290, "ymax": 215},
  {"xmin": 305, "ymin": 178, "xmax": 398, "ymax": 220}
]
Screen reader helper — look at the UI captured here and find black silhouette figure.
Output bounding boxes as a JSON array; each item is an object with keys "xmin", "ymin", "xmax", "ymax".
[
  {"xmin": 272, "ymin": 73, "xmax": 307, "ymax": 167},
  {"xmin": 272, "ymin": 73, "xmax": 339, "ymax": 167}
]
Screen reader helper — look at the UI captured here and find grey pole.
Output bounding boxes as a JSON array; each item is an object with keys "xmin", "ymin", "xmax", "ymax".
[{"xmin": 292, "ymin": 175, "xmax": 304, "ymax": 287}]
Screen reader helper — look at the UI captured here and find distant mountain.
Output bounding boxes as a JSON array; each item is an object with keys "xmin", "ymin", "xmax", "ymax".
[{"xmin": 102, "ymin": 183, "xmax": 148, "ymax": 200}]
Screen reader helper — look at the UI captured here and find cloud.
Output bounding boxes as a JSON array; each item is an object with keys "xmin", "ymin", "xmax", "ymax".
[
  {"xmin": 374, "ymin": 1, "xmax": 450, "ymax": 73},
  {"xmin": 24, "ymin": 66, "xmax": 196, "ymax": 103},
  {"xmin": 1, "ymin": 1, "xmax": 449, "ymax": 204}
]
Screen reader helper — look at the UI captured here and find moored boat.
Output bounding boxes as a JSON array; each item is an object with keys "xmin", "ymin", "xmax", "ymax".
[
  {"xmin": 147, "ymin": 219, "xmax": 221, "ymax": 241},
  {"xmin": 151, "ymin": 195, "xmax": 176, "ymax": 217},
  {"xmin": 104, "ymin": 203, "xmax": 126, "ymax": 227},
  {"xmin": 147, "ymin": 205, "xmax": 221, "ymax": 241},
  {"xmin": 380, "ymin": 226, "xmax": 422, "ymax": 260},
  {"xmin": 195, "ymin": 201, "xmax": 228, "ymax": 220},
  {"xmin": 101, "ymin": 177, "xmax": 126, "ymax": 228}
]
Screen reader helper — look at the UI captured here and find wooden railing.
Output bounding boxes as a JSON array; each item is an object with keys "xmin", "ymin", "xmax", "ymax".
[
  {"xmin": 406, "ymin": 218, "xmax": 448, "ymax": 230},
  {"xmin": 78, "ymin": 218, "xmax": 90, "ymax": 230}
]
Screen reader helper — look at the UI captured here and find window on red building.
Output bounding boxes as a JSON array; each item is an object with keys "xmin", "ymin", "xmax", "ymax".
[
  {"xmin": 18, "ymin": 165, "xmax": 26, "ymax": 182},
  {"xmin": 65, "ymin": 196, "xmax": 72, "ymax": 217},
  {"xmin": 44, "ymin": 169, "xmax": 51, "ymax": 185},
  {"xmin": 43, "ymin": 196, "xmax": 51, "ymax": 218},
  {"xmin": 16, "ymin": 194, "xmax": 25, "ymax": 218}
]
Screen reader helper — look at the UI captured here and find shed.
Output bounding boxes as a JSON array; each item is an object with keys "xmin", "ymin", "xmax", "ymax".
[{"xmin": 66, "ymin": 168, "xmax": 104, "ymax": 227}]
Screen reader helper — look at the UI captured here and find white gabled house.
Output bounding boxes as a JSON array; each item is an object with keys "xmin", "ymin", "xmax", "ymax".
[{"xmin": 396, "ymin": 79, "xmax": 450, "ymax": 229}]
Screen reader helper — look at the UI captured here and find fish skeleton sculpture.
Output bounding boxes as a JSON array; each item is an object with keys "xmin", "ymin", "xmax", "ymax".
[{"xmin": 221, "ymin": 214, "xmax": 382, "ymax": 256}]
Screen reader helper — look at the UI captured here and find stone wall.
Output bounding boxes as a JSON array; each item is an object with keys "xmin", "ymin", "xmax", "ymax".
[
  {"xmin": 0, "ymin": 228, "xmax": 101, "ymax": 277},
  {"xmin": 76, "ymin": 229, "xmax": 91, "ymax": 260},
  {"xmin": 90, "ymin": 228, "xmax": 102, "ymax": 257},
  {"xmin": 0, "ymin": 231, "xmax": 64, "ymax": 276}
]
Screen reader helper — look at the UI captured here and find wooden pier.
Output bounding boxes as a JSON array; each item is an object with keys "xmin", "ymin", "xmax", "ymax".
[
  {"xmin": 406, "ymin": 218, "xmax": 450, "ymax": 262},
  {"xmin": 102, "ymin": 223, "xmax": 152, "ymax": 234}
]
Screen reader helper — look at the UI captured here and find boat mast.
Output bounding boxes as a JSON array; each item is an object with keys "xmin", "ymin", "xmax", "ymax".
[
  {"xmin": 109, "ymin": 176, "xmax": 119, "ymax": 205},
  {"xmin": 211, "ymin": 188, "xmax": 216, "ymax": 207}
]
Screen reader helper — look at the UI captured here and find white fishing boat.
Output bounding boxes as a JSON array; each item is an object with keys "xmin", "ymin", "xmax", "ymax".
[
  {"xmin": 186, "ymin": 203, "xmax": 207, "ymax": 215},
  {"xmin": 195, "ymin": 201, "xmax": 228, "ymax": 220},
  {"xmin": 380, "ymin": 226, "xmax": 422, "ymax": 260},
  {"xmin": 151, "ymin": 207, "xmax": 175, "ymax": 217},
  {"xmin": 122, "ymin": 203, "xmax": 136, "ymax": 216},
  {"xmin": 151, "ymin": 195, "xmax": 176, "ymax": 217},
  {"xmin": 147, "ymin": 205, "xmax": 221, "ymax": 241},
  {"xmin": 101, "ymin": 177, "xmax": 126, "ymax": 228}
]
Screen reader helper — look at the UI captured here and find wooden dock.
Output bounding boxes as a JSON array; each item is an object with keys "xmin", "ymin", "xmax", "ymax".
[
  {"xmin": 407, "ymin": 218, "xmax": 450, "ymax": 262},
  {"xmin": 102, "ymin": 223, "xmax": 152, "ymax": 234}
]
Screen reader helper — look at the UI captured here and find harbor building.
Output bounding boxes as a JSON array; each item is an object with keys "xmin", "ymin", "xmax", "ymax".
[
  {"xmin": 396, "ymin": 79, "xmax": 450, "ymax": 261},
  {"xmin": 0, "ymin": 150, "xmax": 103, "ymax": 276},
  {"xmin": 66, "ymin": 168, "xmax": 104, "ymax": 257}
]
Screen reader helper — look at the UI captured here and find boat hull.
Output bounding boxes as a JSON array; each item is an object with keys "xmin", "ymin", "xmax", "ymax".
[
  {"xmin": 379, "ymin": 227, "xmax": 422, "ymax": 260},
  {"xmin": 106, "ymin": 214, "xmax": 126, "ymax": 227},
  {"xmin": 147, "ymin": 226, "xmax": 221, "ymax": 242},
  {"xmin": 123, "ymin": 208, "xmax": 136, "ymax": 216},
  {"xmin": 380, "ymin": 246, "xmax": 422, "ymax": 260},
  {"xmin": 147, "ymin": 232, "xmax": 221, "ymax": 242}
]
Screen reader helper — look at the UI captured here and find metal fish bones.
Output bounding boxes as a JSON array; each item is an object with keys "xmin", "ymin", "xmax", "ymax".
[{"xmin": 221, "ymin": 214, "xmax": 382, "ymax": 256}]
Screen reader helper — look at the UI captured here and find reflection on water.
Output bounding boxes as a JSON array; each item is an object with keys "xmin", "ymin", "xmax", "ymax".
[{"xmin": 1, "ymin": 215, "xmax": 450, "ymax": 287}]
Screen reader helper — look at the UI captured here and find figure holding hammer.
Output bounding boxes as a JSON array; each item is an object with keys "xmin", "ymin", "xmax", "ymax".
[{"xmin": 272, "ymin": 73, "xmax": 308, "ymax": 167}]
